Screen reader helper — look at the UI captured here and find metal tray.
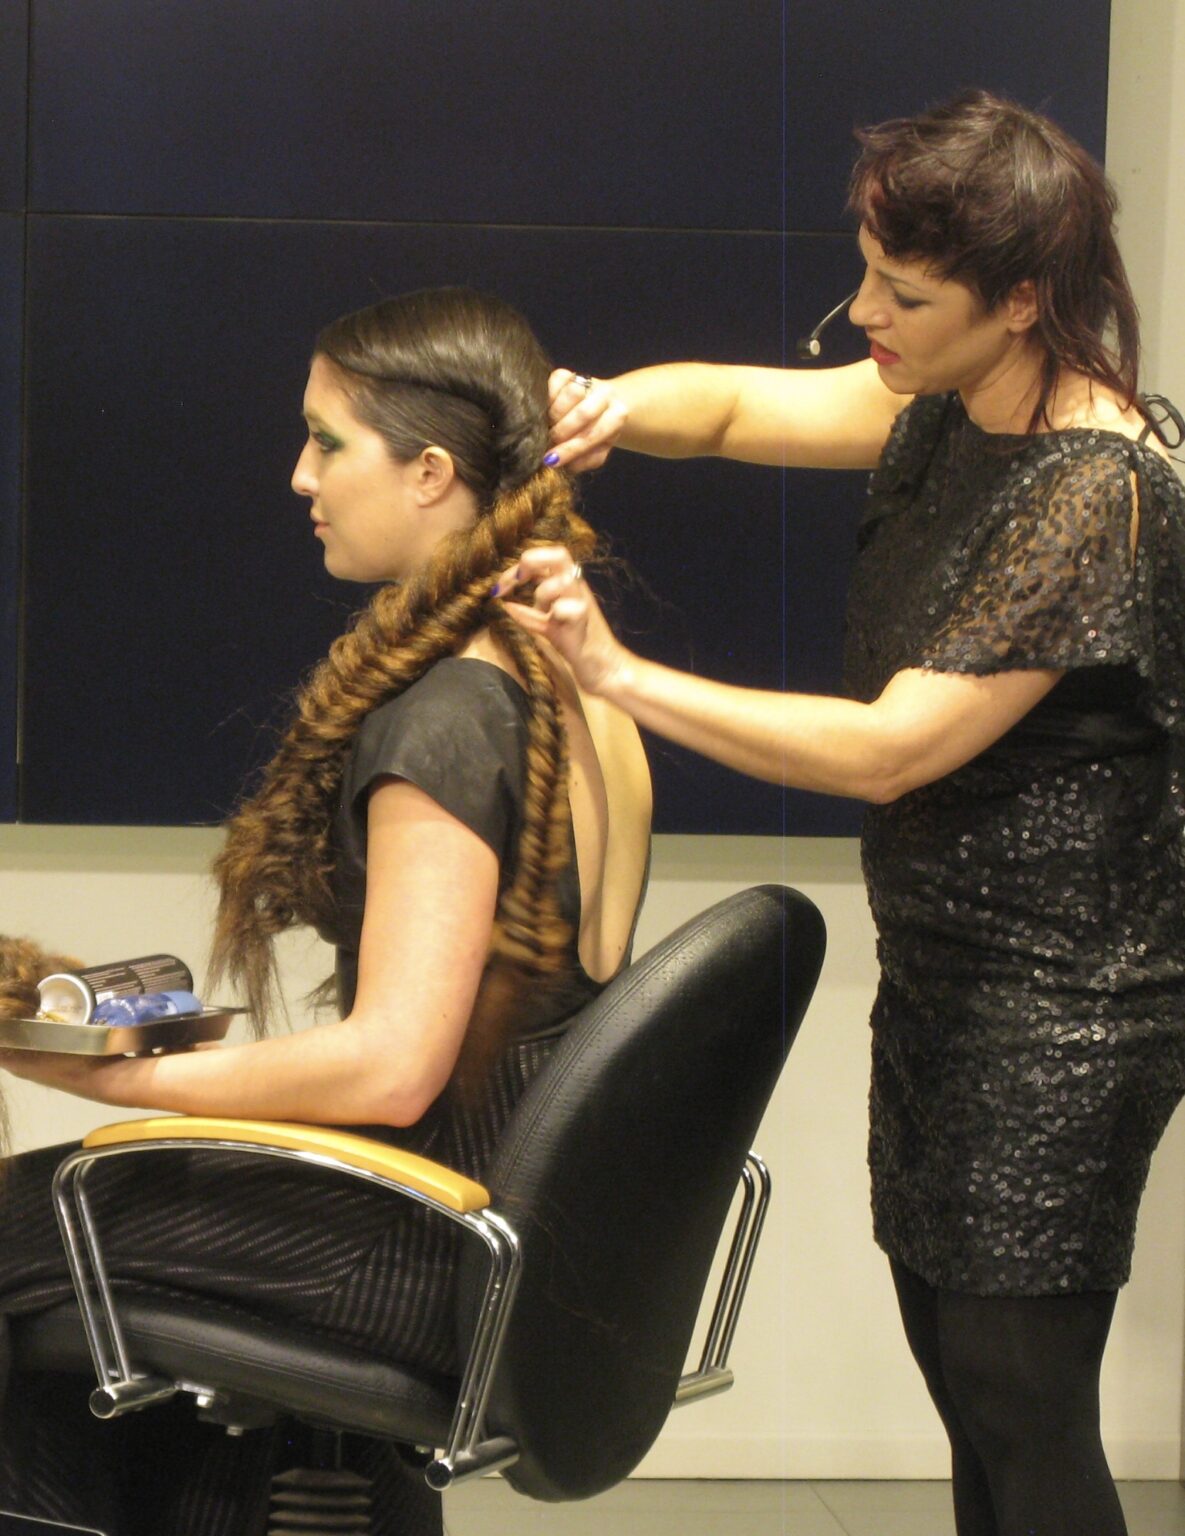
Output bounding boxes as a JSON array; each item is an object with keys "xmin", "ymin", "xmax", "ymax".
[{"xmin": 0, "ymin": 1008, "xmax": 240, "ymax": 1056}]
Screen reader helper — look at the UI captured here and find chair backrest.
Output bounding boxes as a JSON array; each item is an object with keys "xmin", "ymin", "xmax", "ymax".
[{"xmin": 458, "ymin": 883, "xmax": 825, "ymax": 1500}]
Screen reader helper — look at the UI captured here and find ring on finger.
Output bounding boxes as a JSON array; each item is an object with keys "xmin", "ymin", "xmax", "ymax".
[{"xmin": 573, "ymin": 374, "xmax": 593, "ymax": 395}]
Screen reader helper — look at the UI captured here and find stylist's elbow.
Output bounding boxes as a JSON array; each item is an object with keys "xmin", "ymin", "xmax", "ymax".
[
  {"xmin": 859, "ymin": 768, "xmax": 915, "ymax": 806},
  {"xmin": 857, "ymin": 745, "xmax": 961, "ymax": 805},
  {"xmin": 847, "ymin": 722, "xmax": 943, "ymax": 806},
  {"xmin": 839, "ymin": 688, "xmax": 971, "ymax": 805}
]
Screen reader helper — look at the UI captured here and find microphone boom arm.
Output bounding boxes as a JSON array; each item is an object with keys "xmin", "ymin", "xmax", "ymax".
[{"xmin": 795, "ymin": 289, "xmax": 860, "ymax": 362}]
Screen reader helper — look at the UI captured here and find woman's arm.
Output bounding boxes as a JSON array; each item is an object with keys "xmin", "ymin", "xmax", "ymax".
[
  {"xmin": 1, "ymin": 781, "xmax": 499, "ymax": 1127},
  {"xmin": 499, "ymin": 550, "xmax": 1061, "ymax": 802},
  {"xmin": 548, "ymin": 357, "xmax": 907, "ymax": 473},
  {"xmin": 585, "ymin": 656, "xmax": 1060, "ymax": 801}
]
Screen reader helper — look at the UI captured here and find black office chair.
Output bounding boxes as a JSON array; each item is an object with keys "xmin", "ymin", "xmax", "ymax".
[{"xmin": 12, "ymin": 883, "xmax": 825, "ymax": 1520}]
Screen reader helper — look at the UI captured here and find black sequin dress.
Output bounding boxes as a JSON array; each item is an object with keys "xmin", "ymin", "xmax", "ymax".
[{"xmin": 843, "ymin": 392, "xmax": 1185, "ymax": 1296}]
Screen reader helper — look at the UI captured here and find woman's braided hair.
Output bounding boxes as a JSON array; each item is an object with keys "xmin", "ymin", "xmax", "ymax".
[
  {"xmin": 0, "ymin": 935, "xmax": 85, "ymax": 1156},
  {"xmin": 0, "ymin": 935, "xmax": 84, "ymax": 1020},
  {"xmin": 208, "ymin": 289, "xmax": 595, "ymax": 1046}
]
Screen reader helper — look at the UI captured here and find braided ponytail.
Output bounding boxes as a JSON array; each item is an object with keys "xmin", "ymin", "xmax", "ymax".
[{"xmin": 209, "ymin": 289, "xmax": 597, "ymax": 1047}]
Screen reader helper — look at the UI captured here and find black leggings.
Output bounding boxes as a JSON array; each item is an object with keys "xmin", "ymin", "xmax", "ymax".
[{"xmin": 891, "ymin": 1260, "xmax": 1127, "ymax": 1536}]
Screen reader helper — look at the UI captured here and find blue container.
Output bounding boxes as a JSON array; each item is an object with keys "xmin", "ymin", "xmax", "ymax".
[{"xmin": 91, "ymin": 989, "xmax": 203, "ymax": 1027}]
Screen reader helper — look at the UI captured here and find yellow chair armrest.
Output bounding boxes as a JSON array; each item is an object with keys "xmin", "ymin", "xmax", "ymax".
[{"xmin": 82, "ymin": 1116, "xmax": 490, "ymax": 1214}]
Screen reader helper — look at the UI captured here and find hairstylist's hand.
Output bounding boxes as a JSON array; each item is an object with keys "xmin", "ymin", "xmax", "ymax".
[
  {"xmin": 496, "ymin": 548, "xmax": 632, "ymax": 697},
  {"xmin": 545, "ymin": 370, "xmax": 629, "ymax": 473}
]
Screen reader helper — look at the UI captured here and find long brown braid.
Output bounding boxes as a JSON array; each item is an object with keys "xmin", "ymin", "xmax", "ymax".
[{"xmin": 208, "ymin": 289, "xmax": 596, "ymax": 1050}]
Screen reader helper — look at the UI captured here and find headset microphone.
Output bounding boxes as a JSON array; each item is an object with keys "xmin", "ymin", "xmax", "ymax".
[{"xmin": 795, "ymin": 289, "xmax": 860, "ymax": 361}]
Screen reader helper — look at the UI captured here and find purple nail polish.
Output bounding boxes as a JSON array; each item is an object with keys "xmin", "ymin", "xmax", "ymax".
[{"xmin": 543, "ymin": 451, "xmax": 560, "ymax": 467}]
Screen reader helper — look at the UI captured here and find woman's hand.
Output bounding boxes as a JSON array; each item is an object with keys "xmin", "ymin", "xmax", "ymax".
[
  {"xmin": 496, "ymin": 548, "xmax": 633, "ymax": 698},
  {"xmin": 545, "ymin": 369, "xmax": 630, "ymax": 472},
  {"xmin": 0, "ymin": 1046, "xmax": 122, "ymax": 1101}
]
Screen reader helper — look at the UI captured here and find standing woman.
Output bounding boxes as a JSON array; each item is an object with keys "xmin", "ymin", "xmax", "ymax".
[
  {"xmin": 0, "ymin": 287, "xmax": 651, "ymax": 1535},
  {"xmin": 503, "ymin": 92, "xmax": 1185, "ymax": 1536}
]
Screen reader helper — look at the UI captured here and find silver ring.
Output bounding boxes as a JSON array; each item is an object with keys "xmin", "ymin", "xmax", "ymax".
[
  {"xmin": 570, "ymin": 562, "xmax": 583, "ymax": 583},
  {"xmin": 573, "ymin": 374, "xmax": 593, "ymax": 395}
]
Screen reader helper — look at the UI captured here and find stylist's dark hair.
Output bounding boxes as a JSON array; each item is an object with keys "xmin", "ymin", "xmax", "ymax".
[
  {"xmin": 210, "ymin": 289, "xmax": 595, "ymax": 1058},
  {"xmin": 849, "ymin": 90, "xmax": 1141, "ymax": 431}
]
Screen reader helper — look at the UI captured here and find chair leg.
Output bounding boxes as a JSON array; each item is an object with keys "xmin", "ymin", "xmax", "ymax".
[
  {"xmin": 265, "ymin": 1426, "xmax": 443, "ymax": 1536},
  {"xmin": 267, "ymin": 1428, "xmax": 371, "ymax": 1535},
  {"xmin": 267, "ymin": 1464, "xmax": 373, "ymax": 1535}
]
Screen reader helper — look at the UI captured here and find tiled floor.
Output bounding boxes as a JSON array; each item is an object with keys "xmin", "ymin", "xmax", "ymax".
[{"xmin": 445, "ymin": 1478, "xmax": 1185, "ymax": 1536}]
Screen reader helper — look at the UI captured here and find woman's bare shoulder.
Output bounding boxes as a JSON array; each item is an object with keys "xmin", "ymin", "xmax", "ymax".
[{"xmin": 1053, "ymin": 376, "xmax": 1168, "ymax": 459}]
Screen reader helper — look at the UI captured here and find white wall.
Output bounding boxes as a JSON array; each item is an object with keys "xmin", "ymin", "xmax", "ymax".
[
  {"xmin": 1108, "ymin": 0, "xmax": 1185, "ymax": 407},
  {"xmin": 4, "ymin": 823, "xmax": 1185, "ymax": 1479},
  {"xmin": 2, "ymin": 0, "xmax": 1185, "ymax": 1481},
  {"xmin": 1098, "ymin": 0, "xmax": 1185, "ymax": 1483}
]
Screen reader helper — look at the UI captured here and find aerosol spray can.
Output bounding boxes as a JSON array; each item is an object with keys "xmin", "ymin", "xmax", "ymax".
[{"xmin": 37, "ymin": 954, "xmax": 195, "ymax": 1026}]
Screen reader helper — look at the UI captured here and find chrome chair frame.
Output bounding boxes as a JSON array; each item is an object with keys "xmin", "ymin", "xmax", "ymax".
[
  {"xmin": 675, "ymin": 1151, "xmax": 771, "ymax": 1406},
  {"xmin": 51, "ymin": 1135, "xmax": 772, "ymax": 1489}
]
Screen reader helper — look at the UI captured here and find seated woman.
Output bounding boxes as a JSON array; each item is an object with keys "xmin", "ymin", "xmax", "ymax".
[{"xmin": 0, "ymin": 287, "xmax": 652, "ymax": 1536}]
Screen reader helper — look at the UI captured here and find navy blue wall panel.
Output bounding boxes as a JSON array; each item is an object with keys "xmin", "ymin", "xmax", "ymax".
[
  {"xmin": 30, "ymin": 0, "xmax": 784, "ymax": 228},
  {"xmin": 23, "ymin": 216, "xmax": 845, "ymax": 828},
  {"xmin": 14, "ymin": 0, "xmax": 1115, "ymax": 831},
  {"xmin": 575, "ymin": 232, "xmax": 868, "ymax": 835},
  {"xmin": 0, "ymin": 214, "xmax": 20, "ymax": 821},
  {"xmin": 787, "ymin": 0, "xmax": 1111, "ymax": 229},
  {"xmin": 0, "ymin": 4, "xmax": 27, "ymax": 211}
]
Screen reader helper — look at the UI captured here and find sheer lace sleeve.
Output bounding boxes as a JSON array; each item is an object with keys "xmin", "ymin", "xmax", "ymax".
[
  {"xmin": 1131, "ymin": 450, "xmax": 1185, "ymax": 735},
  {"xmin": 846, "ymin": 396, "xmax": 1185, "ymax": 823},
  {"xmin": 918, "ymin": 446, "xmax": 1139, "ymax": 675}
]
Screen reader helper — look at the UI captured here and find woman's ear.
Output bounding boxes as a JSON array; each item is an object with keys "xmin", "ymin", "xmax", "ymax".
[
  {"xmin": 1004, "ymin": 279, "xmax": 1039, "ymax": 334},
  {"xmin": 412, "ymin": 445, "xmax": 457, "ymax": 505}
]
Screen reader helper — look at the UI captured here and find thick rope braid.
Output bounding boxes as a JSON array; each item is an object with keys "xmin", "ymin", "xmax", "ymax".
[
  {"xmin": 486, "ymin": 611, "xmax": 573, "ymax": 973},
  {"xmin": 448, "ymin": 605, "xmax": 579, "ymax": 1099},
  {"xmin": 209, "ymin": 468, "xmax": 596, "ymax": 1029}
]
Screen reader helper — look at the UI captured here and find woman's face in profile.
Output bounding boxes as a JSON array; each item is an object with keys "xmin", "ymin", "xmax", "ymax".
[
  {"xmin": 848, "ymin": 226, "xmax": 1034, "ymax": 402},
  {"xmin": 290, "ymin": 355, "xmax": 435, "ymax": 585}
]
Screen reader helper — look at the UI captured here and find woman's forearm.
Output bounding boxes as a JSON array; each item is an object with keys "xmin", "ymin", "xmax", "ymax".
[
  {"xmin": 600, "ymin": 651, "xmax": 895, "ymax": 799},
  {"xmin": 61, "ymin": 1012, "xmax": 444, "ymax": 1128},
  {"xmin": 551, "ymin": 358, "xmax": 902, "ymax": 471},
  {"xmin": 612, "ymin": 363, "xmax": 744, "ymax": 458},
  {"xmin": 501, "ymin": 551, "xmax": 904, "ymax": 795},
  {"xmin": 506, "ymin": 551, "xmax": 1060, "ymax": 804},
  {"xmin": 597, "ymin": 651, "xmax": 1061, "ymax": 804},
  {"xmin": 9, "ymin": 783, "xmax": 501, "ymax": 1129}
]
